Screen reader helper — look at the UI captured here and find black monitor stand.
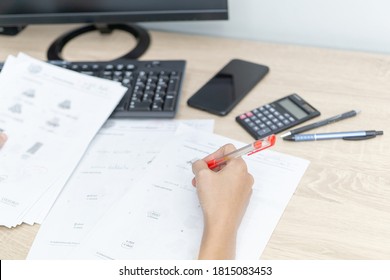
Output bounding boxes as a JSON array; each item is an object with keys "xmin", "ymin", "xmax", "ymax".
[
  {"xmin": 47, "ymin": 23, "xmax": 150, "ymax": 61},
  {"xmin": 0, "ymin": 25, "xmax": 26, "ymax": 35}
]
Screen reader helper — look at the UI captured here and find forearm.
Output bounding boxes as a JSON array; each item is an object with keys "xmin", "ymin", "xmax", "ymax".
[
  {"xmin": 192, "ymin": 146, "xmax": 253, "ymax": 260},
  {"xmin": 198, "ymin": 224, "xmax": 237, "ymax": 260}
]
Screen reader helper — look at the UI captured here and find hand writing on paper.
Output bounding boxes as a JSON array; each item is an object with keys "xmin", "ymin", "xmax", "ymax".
[
  {"xmin": 191, "ymin": 144, "xmax": 254, "ymax": 260},
  {"xmin": 0, "ymin": 132, "xmax": 8, "ymax": 149}
]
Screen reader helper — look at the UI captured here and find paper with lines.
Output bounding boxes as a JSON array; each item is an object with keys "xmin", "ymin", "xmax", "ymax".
[
  {"xmin": 27, "ymin": 119, "xmax": 214, "ymax": 259},
  {"xmin": 71, "ymin": 125, "xmax": 309, "ymax": 260}
]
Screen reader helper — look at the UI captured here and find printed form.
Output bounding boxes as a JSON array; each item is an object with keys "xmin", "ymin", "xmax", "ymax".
[
  {"xmin": 0, "ymin": 53, "xmax": 127, "ymax": 227},
  {"xmin": 27, "ymin": 119, "xmax": 214, "ymax": 259},
  {"xmin": 23, "ymin": 120, "xmax": 213, "ymax": 226},
  {"xmin": 70, "ymin": 125, "xmax": 309, "ymax": 260}
]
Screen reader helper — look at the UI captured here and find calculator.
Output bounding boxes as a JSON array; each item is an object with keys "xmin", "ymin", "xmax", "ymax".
[{"xmin": 236, "ymin": 93, "xmax": 321, "ymax": 139}]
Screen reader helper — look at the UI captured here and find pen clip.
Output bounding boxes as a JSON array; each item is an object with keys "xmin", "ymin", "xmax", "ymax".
[
  {"xmin": 343, "ymin": 130, "xmax": 383, "ymax": 141},
  {"xmin": 342, "ymin": 135, "xmax": 376, "ymax": 141},
  {"xmin": 247, "ymin": 134, "xmax": 276, "ymax": 155}
]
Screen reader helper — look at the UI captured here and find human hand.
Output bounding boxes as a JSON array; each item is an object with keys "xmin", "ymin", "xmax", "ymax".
[
  {"xmin": 0, "ymin": 132, "xmax": 7, "ymax": 149},
  {"xmin": 192, "ymin": 144, "xmax": 254, "ymax": 259}
]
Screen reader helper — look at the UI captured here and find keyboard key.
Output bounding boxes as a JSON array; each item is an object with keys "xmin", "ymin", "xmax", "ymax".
[
  {"xmin": 163, "ymin": 96, "xmax": 175, "ymax": 111},
  {"xmin": 105, "ymin": 64, "xmax": 114, "ymax": 70},
  {"xmin": 129, "ymin": 100, "xmax": 152, "ymax": 111},
  {"xmin": 152, "ymin": 101, "xmax": 163, "ymax": 111}
]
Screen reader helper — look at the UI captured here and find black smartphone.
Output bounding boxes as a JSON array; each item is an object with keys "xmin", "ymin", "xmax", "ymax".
[{"xmin": 187, "ymin": 59, "xmax": 269, "ymax": 116}]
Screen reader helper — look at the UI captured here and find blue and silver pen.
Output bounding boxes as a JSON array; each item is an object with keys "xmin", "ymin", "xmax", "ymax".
[{"xmin": 283, "ymin": 130, "xmax": 383, "ymax": 141}]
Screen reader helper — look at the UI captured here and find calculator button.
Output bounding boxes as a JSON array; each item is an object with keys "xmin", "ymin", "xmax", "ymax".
[
  {"xmin": 266, "ymin": 121, "xmax": 273, "ymax": 126},
  {"xmin": 277, "ymin": 122, "xmax": 284, "ymax": 127},
  {"xmin": 261, "ymin": 117, "xmax": 267, "ymax": 122},
  {"xmin": 239, "ymin": 114, "xmax": 247, "ymax": 120},
  {"xmin": 256, "ymin": 112, "xmax": 263, "ymax": 117},
  {"xmin": 270, "ymin": 124, "xmax": 278, "ymax": 130},
  {"xmin": 283, "ymin": 119, "xmax": 290, "ymax": 125},
  {"xmin": 288, "ymin": 117, "xmax": 295, "ymax": 122},
  {"xmin": 257, "ymin": 128, "xmax": 272, "ymax": 136},
  {"xmin": 246, "ymin": 112, "xmax": 254, "ymax": 117}
]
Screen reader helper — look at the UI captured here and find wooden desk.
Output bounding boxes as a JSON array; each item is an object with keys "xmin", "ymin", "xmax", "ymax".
[{"xmin": 1, "ymin": 25, "xmax": 389, "ymax": 259}]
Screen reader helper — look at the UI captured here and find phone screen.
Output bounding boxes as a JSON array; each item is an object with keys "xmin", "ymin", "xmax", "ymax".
[{"xmin": 187, "ymin": 59, "xmax": 269, "ymax": 116}]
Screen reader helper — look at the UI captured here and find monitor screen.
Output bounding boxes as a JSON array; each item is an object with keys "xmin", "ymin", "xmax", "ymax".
[{"xmin": 0, "ymin": 0, "xmax": 228, "ymax": 26}]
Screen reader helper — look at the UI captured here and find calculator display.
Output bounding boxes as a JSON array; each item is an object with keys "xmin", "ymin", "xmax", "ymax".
[{"xmin": 278, "ymin": 98, "xmax": 308, "ymax": 120}]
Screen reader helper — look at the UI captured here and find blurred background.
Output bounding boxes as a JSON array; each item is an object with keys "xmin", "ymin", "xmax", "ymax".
[{"xmin": 144, "ymin": 0, "xmax": 390, "ymax": 54}]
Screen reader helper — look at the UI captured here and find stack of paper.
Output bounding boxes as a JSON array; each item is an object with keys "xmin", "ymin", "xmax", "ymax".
[{"xmin": 0, "ymin": 53, "xmax": 127, "ymax": 228}]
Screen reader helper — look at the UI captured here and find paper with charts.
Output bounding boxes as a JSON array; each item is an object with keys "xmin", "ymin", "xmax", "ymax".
[
  {"xmin": 27, "ymin": 119, "xmax": 214, "ymax": 259},
  {"xmin": 71, "ymin": 125, "xmax": 309, "ymax": 260},
  {"xmin": 0, "ymin": 53, "xmax": 127, "ymax": 228}
]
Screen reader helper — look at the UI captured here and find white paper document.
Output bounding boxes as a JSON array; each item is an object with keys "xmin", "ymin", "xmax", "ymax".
[
  {"xmin": 0, "ymin": 53, "xmax": 127, "ymax": 227},
  {"xmin": 27, "ymin": 119, "xmax": 214, "ymax": 259},
  {"xmin": 69, "ymin": 125, "xmax": 309, "ymax": 260}
]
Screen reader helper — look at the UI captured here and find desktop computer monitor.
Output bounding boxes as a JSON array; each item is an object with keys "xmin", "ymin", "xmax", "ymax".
[{"xmin": 0, "ymin": 0, "xmax": 228, "ymax": 60}]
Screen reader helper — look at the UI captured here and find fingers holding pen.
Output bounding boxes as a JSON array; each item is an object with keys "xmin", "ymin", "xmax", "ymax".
[
  {"xmin": 191, "ymin": 144, "xmax": 238, "ymax": 187},
  {"xmin": 203, "ymin": 143, "xmax": 237, "ymax": 163}
]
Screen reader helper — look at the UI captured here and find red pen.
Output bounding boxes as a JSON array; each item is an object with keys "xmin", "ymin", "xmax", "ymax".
[{"xmin": 206, "ymin": 134, "xmax": 276, "ymax": 170}]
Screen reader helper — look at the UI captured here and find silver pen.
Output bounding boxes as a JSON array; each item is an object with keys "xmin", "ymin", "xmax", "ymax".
[{"xmin": 283, "ymin": 130, "xmax": 383, "ymax": 141}]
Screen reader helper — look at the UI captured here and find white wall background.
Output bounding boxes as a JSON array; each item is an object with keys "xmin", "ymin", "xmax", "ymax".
[{"xmin": 143, "ymin": 0, "xmax": 390, "ymax": 54}]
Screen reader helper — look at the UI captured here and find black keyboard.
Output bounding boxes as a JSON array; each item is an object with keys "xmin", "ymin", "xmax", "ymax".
[{"xmin": 0, "ymin": 59, "xmax": 186, "ymax": 118}]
